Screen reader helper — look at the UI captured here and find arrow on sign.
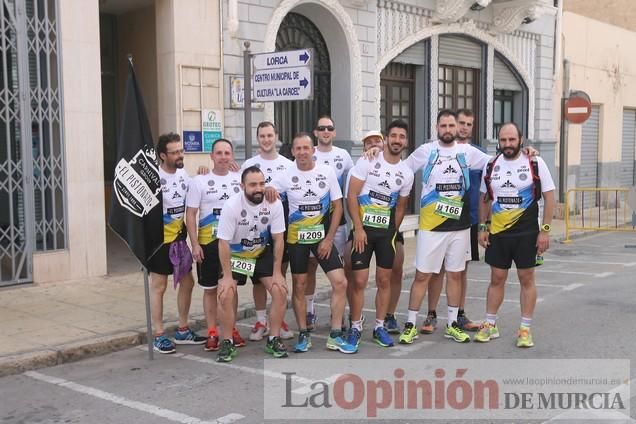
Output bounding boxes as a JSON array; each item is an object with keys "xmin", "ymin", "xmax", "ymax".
[
  {"xmin": 299, "ymin": 78, "xmax": 309, "ymax": 88},
  {"xmin": 299, "ymin": 51, "xmax": 310, "ymax": 64}
]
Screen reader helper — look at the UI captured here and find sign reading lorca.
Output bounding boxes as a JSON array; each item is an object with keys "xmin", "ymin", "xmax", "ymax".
[{"xmin": 113, "ymin": 147, "xmax": 161, "ymax": 218}]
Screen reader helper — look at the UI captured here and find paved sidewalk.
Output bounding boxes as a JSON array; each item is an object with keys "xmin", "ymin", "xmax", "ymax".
[{"xmin": 0, "ymin": 219, "xmax": 571, "ymax": 377}]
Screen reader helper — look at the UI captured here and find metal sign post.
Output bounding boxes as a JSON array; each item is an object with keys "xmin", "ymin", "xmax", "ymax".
[{"xmin": 243, "ymin": 41, "xmax": 252, "ymax": 159}]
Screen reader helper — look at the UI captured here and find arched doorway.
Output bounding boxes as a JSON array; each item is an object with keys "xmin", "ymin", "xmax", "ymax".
[{"xmin": 275, "ymin": 12, "xmax": 330, "ymax": 156}]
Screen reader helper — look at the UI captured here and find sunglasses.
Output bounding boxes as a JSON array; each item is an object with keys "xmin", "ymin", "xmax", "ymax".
[{"xmin": 316, "ymin": 125, "xmax": 335, "ymax": 132}]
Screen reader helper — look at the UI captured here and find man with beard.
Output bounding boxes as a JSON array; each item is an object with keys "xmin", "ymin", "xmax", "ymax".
[
  {"xmin": 186, "ymin": 139, "xmax": 245, "ymax": 352},
  {"xmin": 304, "ymin": 116, "xmax": 354, "ymax": 332},
  {"xmin": 216, "ymin": 166, "xmax": 289, "ymax": 362},
  {"xmin": 476, "ymin": 123, "xmax": 555, "ymax": 348},
  {"xmin": 267, "ymin": 133, "xmax": 356, "ymax": 354},
  {"xmin": 242, "ymin": 121, "xmax": 294, "ymax": 342},
  {"xmin": 346, "ymin": 120, "xmax": 414, "ymax": 350},
  {"xmin": 420, "ymin": 109, "xmax": 482, "ymax": 334},
  {"xmin": 147, "ymin": 132, "xmax": 206, "ymax": 354},
  {"xmin": 398, "ymin": 109, "xmax": 490, "ymax": 345}
]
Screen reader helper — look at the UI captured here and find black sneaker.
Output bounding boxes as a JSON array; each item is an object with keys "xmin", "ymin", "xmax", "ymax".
[
  {"xmin": 216, "ymin": 339, "xmax": 237, "ymax": 363},
  {"xmin": 265, "ymin": 336, "xmax": 289, "ymax": 358}
]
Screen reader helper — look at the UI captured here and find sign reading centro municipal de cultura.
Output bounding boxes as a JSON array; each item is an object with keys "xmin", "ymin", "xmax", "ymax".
[{"xmin": 252, "ymin": 49, "xmax": 313, "ymax": 102}]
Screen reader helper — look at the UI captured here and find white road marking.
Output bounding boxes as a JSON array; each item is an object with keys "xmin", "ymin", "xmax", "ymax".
[
  {"xmin": 537, "ymin": 269, "xmax": 614, "ymax": 278},
  {"xmin": 546, "ymin": 258, "xmax": 635, "ymax": 266},
  {"xmin": 368, "ymin": 287, "xmax": 528, "ymax": 303},
  {"xmin": 390, "ymin": 341, "xmax": 436, "ymax": 357},
  {"xmin": 469, "ymin": 278, "xmax": 571, "ymax": 288},
  {"xmin": 562, "ymin": 283, "xmax": 584, "ymax": 291},
  {"xmin": 313, "ymin": 302, "xmax": 448, "ymax": 321},
  {"xmin": 24, "ymin": 371, "xmax": 244, "ymax": 424}
]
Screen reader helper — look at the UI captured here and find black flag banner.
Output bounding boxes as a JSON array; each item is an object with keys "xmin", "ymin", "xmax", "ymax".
[{"xmin": 108, "ymin": 59, "xmax": 163, "ymax": 267}]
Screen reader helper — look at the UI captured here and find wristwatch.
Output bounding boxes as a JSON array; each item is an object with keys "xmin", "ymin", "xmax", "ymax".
[{"xmin": 540, "ymin": 223, "xmax": 551, "ymax": 232}]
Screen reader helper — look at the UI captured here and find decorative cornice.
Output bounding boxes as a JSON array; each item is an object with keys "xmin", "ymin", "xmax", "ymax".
[
  {"xmin": 433, "ymin": 0, "xmax": 491, "ymax": 24},
  {"xmin": 491, "ymin": 0, "xmax": 556, "ymax": 34}
]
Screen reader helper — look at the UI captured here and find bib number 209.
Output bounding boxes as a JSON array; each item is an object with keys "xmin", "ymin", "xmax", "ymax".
[{"xmin": 297, "ymin": 224, "xmax": 325, "ymax": 244}]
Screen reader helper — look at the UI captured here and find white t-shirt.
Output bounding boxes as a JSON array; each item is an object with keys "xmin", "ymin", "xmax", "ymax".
[
  {"xmin": 159, "ymin": 167, "xmax": 190, "ymax": 243},
  {"xmin": 242, "ymin": 154, "xmax": 294, "ymax": 185},
  {"xmin": 480, "ymin": 153, "xmax": 555, "ymax": 236},
  {"xmin": 271, "ymin": 163, "xmax": 342, "ymax": 244},
  {"xmin": 313, "ymin": 146, "xmax": 354, "ymax": 190},
  {"xmin": 217, "ymin": 193, "xmax": 286, "ymax": 259},
  {"xmin": 405, "ymin": 140, "xmax": 490, "ymax": 231},
  {"xmin": 349, "ymin": 154, "xmax": 414, "ymax": 230},
  {"xmin": 186, "ymin": 171, "xmax": 241, "ymax": 244}
]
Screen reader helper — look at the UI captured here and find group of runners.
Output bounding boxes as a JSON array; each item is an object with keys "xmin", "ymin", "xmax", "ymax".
[{"xmin": 147, "ymin": 108, "xmax": 555, "ymax": 363}]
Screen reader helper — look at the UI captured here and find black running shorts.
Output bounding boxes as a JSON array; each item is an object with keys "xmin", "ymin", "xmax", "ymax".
[
  {"xmin": 485, "ymin": 232, "xmax": 538, "ymax": 270},
  {"xmin": 348, "ymin": 228, "xmax": 397, "ymax": 270},
  {"xmin": 288, "ymin": 242, "xmax": 343, "ymax": 274}
]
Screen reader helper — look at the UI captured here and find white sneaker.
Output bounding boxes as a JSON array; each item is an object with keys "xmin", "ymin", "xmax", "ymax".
[
  {"xmin": 249, "ymin": 321, "xmax": 269, "ymax": 341},
  {"xmin": 279, "ymin": 321, "xmax": 294, "ymax": 340}
]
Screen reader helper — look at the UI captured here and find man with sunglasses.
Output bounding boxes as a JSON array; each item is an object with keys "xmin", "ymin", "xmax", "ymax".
[{"xmin": 304, "ymin": 116, "xmax": 354, "ymax": 331}]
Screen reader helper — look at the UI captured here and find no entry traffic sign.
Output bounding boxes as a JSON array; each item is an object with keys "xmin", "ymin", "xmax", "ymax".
[{"xmin": 564, "ymin": 93, "xmax": 592, "ymax": 124}]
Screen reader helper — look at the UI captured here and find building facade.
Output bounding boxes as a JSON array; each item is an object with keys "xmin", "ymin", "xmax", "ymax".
[
  {"xmin": 554, "ymin": 0, "xmax": 636, "ymax": 204},
  {"xmin": 0, "ymin": 0, "xmax": 557, "ymax": 286}
]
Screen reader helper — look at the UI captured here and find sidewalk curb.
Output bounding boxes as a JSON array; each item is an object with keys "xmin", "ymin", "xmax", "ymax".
[{"xmin": 0, "ymin": 281, "xmax": 343, "ymax": 378}]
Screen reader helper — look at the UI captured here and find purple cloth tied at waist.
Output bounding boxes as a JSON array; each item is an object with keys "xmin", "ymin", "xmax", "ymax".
[{"xmin": 169, "ymin": 240, "xmax": 193, "ymax": 289}]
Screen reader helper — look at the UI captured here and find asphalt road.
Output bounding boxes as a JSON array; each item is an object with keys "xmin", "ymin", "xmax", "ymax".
[{"xmin": 1, "ymin": 231, "xmax": 635, "ymax": 424}]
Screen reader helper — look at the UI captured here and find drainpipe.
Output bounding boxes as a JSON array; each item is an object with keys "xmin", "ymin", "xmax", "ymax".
[
  {"xmin": 553, "ymin": 0, "xmax": 563, "ymax": 80},
  {"xmin": 559, "ymin": 59, "xmax": 570, "ymax": 203}
]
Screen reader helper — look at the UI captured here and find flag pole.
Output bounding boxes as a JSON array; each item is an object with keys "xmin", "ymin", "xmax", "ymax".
[{"xmin": 142, "ymin": 266, "xmax": 154, "ymax": 360}]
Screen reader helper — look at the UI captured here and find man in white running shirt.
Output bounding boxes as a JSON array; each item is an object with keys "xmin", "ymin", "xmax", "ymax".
[
  {"xmin": 216, "ymin": 166, "xmax": 289, "ymax": 362},
  {"xmin": 267, "ymin": 133, "xmax": 356, "ymax": 354},
  {"xmin": 186, "ymin": 139, "xmax": 244, "ymax": 352},
  {"xmin": 304, "ymin": 116, "xmax": 354, "ymax": 331},
  {"xmin": 242, "ymin": 121, "xmax": 294, "ymax": 341}
]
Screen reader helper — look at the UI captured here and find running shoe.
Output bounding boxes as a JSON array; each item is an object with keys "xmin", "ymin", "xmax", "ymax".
[
  {"xmin": 294, "ymin": 331, "xmax": 312, "ymax": 353},
  {"xmin": 445, "ymin": 321, "xmax": 471, "ymax": 343},
  {"xmin": 265, "ymin": 336, "xmax": 289, "ymax": 358},
  {"xmin": 204, "ymin": 328, "xmax": 220, "ymax": 351},
  {"xmin": 279, "ymin": 321, "xmax": 294, "ymax": 340},
  {"xmin": 458, "ymin": 314, "xmax": 480, "ymax": 332},
  {"xmin": 346, "ymin": 327, "xmax": 362, "ymax": 348},
  {"xmin": 249, "ymin": 321, "xmax": 269, "ymax": 341},
  {"xmin": 326, "ymin": 333, "xmax": 358, "ymax": 354},
  {"xmin": 232, "ymin": 328, "xmax": 246, "ymax": 347},
  {"xmin": 516, "ymin": 327, "xmax": 534, "ymax": 348},
  {"xmin": 373, "ymin": 327, "xmax": 394, "ymax": 347},
  {"xmin": 474, "ymin": 322, "xmax": 499, "ymax": 343},
  {"xmin": 419, "ymin": 314, "xmax": 437, "ymax": 334},
  {"xmin": 174, "ymin": 327, "xmax": 207, "ymax": 345},
  {"xmin": 398, "ymin": 322, "xmax": 419, "ymax": 344},
  {"xmin": 384, "ymin": 313, "xmax": 400, "ymax": 334},
  {"xmin": 153, "ymin": 334, "xmax": 176, "ymax": 354},
  {"xmin": 216, "ymin": 339, "xmax": 237, "ymax": 363}
]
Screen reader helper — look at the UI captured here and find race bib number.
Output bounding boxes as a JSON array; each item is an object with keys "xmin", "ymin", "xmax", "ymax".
[
  {"xmin": 434, "ymin": 197, "xmax": 463, "ymax": 220},
  {"xmin": 362, "ymin": 207, "xmax": 390, "ymax": 229},
  {"xmin": 297, "ymin": 224, "xmax": 325, "ymax": 244},
  {"xmin": 231, "ymin": 256, "xmax": 256, "ymax": 276},
  {"xmin": 211, "ymin": 222, "xmax": 218, "ymax": 237}
]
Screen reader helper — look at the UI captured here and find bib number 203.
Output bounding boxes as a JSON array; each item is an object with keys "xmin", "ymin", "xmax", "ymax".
[{"xmin": 231, "ymin": 256, "xmax": 256, "ymax": 277}]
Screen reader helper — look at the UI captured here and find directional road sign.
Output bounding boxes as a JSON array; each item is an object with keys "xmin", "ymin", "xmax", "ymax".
[{"xmin": 252, "ymin": 49, "xmax": 313, "ymax": 102}]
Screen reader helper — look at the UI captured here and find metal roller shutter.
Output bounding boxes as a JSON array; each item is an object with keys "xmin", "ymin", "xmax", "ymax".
[
  {"xmin": 580, "ymin": 106, "xmax": 600, "ymax": 206},
  {"xmin": 439, "ymin": 35, "xmax": 482, "ymax": 69},
  {"xmin": 394, "ymin": 41, "xmax": 426, "ymax": 66},
  {"xmin": 494, "ymin": 55, "xmax": 521, "ymax": 91},
  {"xmin": 621, "ymin": 109, "xmax": 636, "ymax": 187}
]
